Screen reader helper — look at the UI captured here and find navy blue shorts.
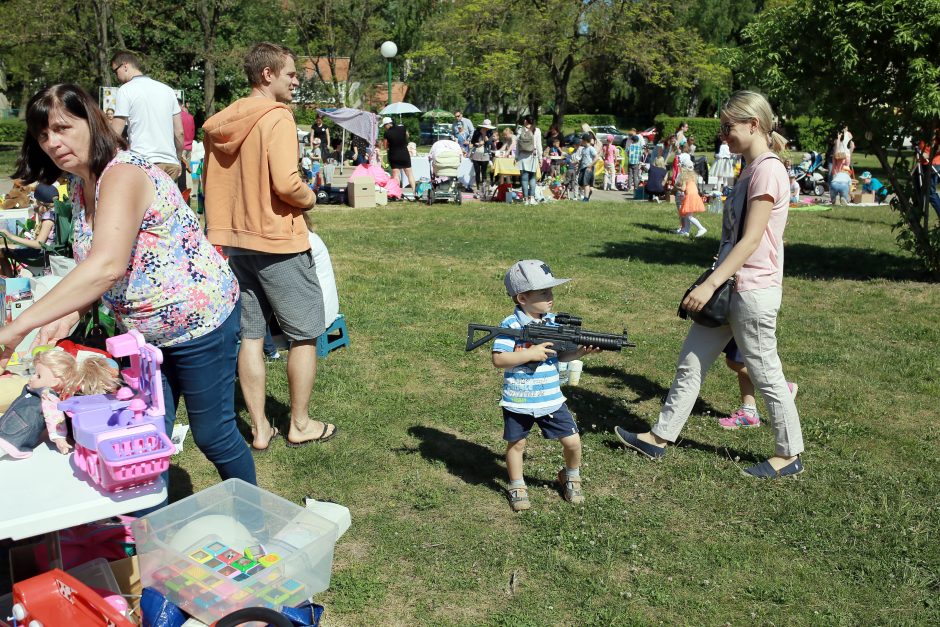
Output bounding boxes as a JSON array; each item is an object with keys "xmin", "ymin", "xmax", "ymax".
[
  {"xmin": 503, "ymin": 404, "xmax": 579, "ymax": 442},
  {"xmin": 724, "ymin": 338, "xmax": 743, "ymax": 364}
]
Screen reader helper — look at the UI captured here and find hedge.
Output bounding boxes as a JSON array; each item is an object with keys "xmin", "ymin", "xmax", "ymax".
[
  {"xmin": 0, "ymin": 119, "xmax": 26, "ymax": 143},
  {"xmin": 654, "ymin": 115, "xmax": 721, "ymax": 148}
]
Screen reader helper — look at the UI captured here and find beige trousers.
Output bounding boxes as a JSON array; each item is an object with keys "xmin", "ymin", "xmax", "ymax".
[{"xmin": 651, "ymin": 287, "xmax": 804, "ymax": 457}]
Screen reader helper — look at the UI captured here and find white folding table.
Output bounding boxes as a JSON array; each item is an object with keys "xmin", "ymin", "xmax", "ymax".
[{"xmin": 0, "ymin": 442, "xmax": 166, "ymax": 568}]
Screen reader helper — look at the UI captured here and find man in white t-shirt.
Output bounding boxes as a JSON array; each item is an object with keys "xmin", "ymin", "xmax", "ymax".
[{"xmin": 109, "ymin": 51, "xmax": 184, "ymax": 179}]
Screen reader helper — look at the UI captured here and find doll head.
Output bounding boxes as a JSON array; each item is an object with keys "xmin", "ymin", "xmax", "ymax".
[{"xmin": 31, "ymin": 350, "xmax": 121, "ymax": 399}]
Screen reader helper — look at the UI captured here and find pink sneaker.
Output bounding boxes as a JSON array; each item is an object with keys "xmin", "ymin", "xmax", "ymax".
[
  {"xmin": 719, "ymin": 409, "xmax": 760, "ymax": 430},
  {"xmin": 787, "ymin": 381, "xmax": 799, "ymax": 399}
]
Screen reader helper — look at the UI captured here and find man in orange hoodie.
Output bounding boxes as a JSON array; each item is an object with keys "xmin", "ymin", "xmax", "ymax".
[{"xmin": 203, "ymin": 42, "xmax": 337, "ymax": 451}]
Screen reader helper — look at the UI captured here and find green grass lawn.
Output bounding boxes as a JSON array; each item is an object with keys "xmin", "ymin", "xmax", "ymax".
[{"xmin": 171, "ymin": 198, "xmax": 937, "ymax": 625}]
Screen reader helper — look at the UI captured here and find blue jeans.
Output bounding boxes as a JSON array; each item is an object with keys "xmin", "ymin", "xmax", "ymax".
[
  {"xmin": 520, "ymin": 170, "xmax": 537, "ymax": 199},
  {"xmin": 137, "ymin": 303, "xmax": 255, "ymax": 515},
  {"xmin": 161, "ymin": 301, "xmax": 255, "ymax": 484},
  {"xmin": 830, "ymin": 180, "xmax": 850, "ymax": 203}
]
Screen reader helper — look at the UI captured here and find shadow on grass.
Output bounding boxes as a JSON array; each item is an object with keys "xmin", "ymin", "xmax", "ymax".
[
  {"xmin": 404, "ymin": 426, "xmax": 557, "ymax": 493},
  {"xmin": 406, "ymin": 426, "xmax": 504, "ymax": 493},
  {"xmin": 567, "ymin": 365, "xmax": 762, "ymax": 463},
  {"xmin": 233, "ymin": 382, "xmax": 293, "ymax": 441},
  {"xmin": 168, "ymin": 464, "xmax": 195, "ymax": 503},
  {"xmin": 592, "ymin": 237, "xmax": 925, "ymax": 281},
  {"xmin": 634, "ymin": 222, "xmax": 676, "ymax": 234}
]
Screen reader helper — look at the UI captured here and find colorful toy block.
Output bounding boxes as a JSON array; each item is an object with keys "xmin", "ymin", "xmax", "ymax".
[
  {"xmin": 259, "ymin": 553, "xmax": 281, "ymax": 567},
  {"xmin": 217, "ymin": 565, "xmax": 239, "ymax": 578},
  {"xmin": 217, "ymin": 549, "xmax": 242, "ymax": 565},
  {"xmin": 243, "ymin": 544, "xmax": 267, "ymax": 560},
  {"xmin": 188, "ymin": 549, "xmax": 213, "ymax": 564},
  {"xmin": 204, "ymin": 541, "xmax": 227, "ymax": 555},
  {"xmin": 231, "ymin": 557, "xmax": 257, "ymax": 573}
]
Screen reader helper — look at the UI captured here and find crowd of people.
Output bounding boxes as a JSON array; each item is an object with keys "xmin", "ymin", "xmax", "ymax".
[{"xmin": 0, "ymin": 30, "xmax": 808, "ymax": 520}]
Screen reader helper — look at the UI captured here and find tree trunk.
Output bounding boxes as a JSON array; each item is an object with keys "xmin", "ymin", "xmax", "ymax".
[
  {"xmin": 195, "ymin": 0, "xmax": 218, "ymax": 117},
  {"xmin": 91, "ymin": 0, "xmax": 112, "ymax": 87},
  {"xmin": 203, "ymin": 58, "xmax": 216, "ymax": 117}
]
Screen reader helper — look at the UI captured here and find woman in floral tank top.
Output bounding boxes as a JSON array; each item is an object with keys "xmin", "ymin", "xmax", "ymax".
[{"xmin": 2, "ymin": 84, "xmax": 255, "ymax": 497}]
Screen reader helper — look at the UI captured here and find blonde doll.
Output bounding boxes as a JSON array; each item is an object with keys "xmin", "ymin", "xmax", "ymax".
[{"xmin": 0, "ymin": 350, "xmax": 120, "ymax": 458}]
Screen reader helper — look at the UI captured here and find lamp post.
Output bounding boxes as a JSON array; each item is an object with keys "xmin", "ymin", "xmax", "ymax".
[{"xmin": 380, "ymin": 41, "xmax": 397, "ymax": 107}]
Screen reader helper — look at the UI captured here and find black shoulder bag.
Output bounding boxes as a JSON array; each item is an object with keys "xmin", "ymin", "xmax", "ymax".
[{"xmin": 677, "ymin": 202, "xmax": 748, "ymax": 327}]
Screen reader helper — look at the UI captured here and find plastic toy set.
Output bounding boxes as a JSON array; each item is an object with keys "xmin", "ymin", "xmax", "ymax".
[
  {"xmin": 59, "ymin": 330, "xmax": 173, "ymax": 491},
  {"xmin": 133, "ymin": 479, "xmax": 338, "ymax": 624},
  {"xmin": 148, "ymin": 550, "xmax": 306, "ymax": 620}
]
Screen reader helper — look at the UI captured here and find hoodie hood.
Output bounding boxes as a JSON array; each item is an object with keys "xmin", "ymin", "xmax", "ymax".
[{"xmin": 203, "ymin": 98, "xmax": 290, "ymax": 155}]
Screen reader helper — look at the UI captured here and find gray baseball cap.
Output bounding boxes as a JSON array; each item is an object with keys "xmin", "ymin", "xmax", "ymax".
[{"xmin": 504, "ymin": 259, "xmax": 570, "ymax": 297}]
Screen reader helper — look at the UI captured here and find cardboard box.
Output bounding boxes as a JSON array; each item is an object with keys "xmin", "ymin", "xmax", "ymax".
[
  {"xmin": 850, "ymin": 191, "xmax": 862, "ymax": 204},
  {"xmin": 346, "ymin": 175, "xmax": 376, "ymax": 208},
  {"xmin": 375, "ymin": 187, "xmax": 388, "ymax": 206},
  {"xmin": 858, "ymin": 192, "xmax": 875, "ymax": 204}
]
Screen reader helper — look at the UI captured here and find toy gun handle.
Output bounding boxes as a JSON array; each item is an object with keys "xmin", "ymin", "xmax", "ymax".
[{"xmin": 465, "ymin": 324, "xmax": 522, "ymax": 352}]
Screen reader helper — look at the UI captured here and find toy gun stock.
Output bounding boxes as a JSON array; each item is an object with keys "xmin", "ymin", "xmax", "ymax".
[{"xmin": 466, "ymin": 313, "xmax": 636, "ymax": 353}]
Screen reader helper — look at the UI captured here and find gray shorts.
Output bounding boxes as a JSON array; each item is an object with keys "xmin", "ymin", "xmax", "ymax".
[{"xmin": 228, "ymin": 251, "xmax": 325, "ymax": 342}]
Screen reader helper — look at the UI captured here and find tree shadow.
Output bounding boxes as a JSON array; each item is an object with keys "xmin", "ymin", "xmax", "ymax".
[
  {"xmin": 402, "ymin": 426, "xmax": 554, "ymax": 493},
  {"xmin": 784, "ymin": 243, "xmax": 925, "ymax": 281},
  {"xmin": 591, "ymin": 237, "xmax": 926, "ymax": 281},
  {"xmin": 590, "ymin": 237, "xmax": 717, "ymax": 267}
]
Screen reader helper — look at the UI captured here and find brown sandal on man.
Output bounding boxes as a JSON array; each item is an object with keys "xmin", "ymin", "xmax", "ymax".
[{"xmin": 286, "ymin": 423, "xmax": 338, "ymax": 448}]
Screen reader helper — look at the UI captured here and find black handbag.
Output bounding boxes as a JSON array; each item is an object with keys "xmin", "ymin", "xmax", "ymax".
[
  {"xmin": 677, "ymin": 189, "xmax": 748, "ymax": 327},
  {"xmin": 677, "ymin": 267, "xmax": 735, "ymax": 327}
]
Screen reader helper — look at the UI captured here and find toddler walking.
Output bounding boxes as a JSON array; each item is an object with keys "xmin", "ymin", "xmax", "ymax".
[{"xmin": 491, "ymin": 260, "xmax": 598, "ymax": 512}]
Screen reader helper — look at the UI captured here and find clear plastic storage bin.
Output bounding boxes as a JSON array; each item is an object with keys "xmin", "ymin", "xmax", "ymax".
[{"xmin": 132, "ymin": 479, "xmax": 338, "ymax": 624}]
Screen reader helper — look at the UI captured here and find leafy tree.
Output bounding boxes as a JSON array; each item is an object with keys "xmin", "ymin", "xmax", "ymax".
[
  {"xmin": 743, "ymin": 0, "xmax": 940, "ymax": 278},
  {"xmin": 288, "ymin": 0, "xmax": 389, "ymax": 107}
]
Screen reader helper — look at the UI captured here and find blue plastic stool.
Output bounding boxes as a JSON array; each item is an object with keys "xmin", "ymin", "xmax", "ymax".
[{"xmin": 316, "ymin": 314, "xmax": 350, "ymax": 358}]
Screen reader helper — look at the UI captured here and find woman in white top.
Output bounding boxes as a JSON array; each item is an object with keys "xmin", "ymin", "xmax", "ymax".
[{"xmin": 514, "ymin": 115, "xmax": 543, "ymax": 205}]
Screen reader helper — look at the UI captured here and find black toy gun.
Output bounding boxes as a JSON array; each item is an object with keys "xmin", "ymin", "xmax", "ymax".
[{"xmin": 465, "ymin": 313, "xmax": 636, "ymax": 353}]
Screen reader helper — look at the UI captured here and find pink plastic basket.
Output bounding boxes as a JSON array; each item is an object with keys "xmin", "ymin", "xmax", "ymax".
[{"xmin": 91, "ymin": 427, "xmax": 173, "ymax": 491}]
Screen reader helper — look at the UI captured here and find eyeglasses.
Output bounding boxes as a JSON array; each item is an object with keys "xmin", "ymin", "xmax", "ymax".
[{"xmin": 719, "ymin": 121, "xmax": 737, "ymax": 136}]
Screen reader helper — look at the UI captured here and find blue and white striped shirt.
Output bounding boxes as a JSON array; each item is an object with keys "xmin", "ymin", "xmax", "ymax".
[{"xmin": 493, "ymin": 308, "xmax": 565, "ymax": 416}]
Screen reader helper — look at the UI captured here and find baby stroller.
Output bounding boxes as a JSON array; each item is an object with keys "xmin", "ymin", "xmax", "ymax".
[
  {"xmin": 793, "ymin": 151, "xmax": 828, "ymax": 196},
  {"xmin": 428, "ymin": 149, "xmax": 463, "ymax": 205}
]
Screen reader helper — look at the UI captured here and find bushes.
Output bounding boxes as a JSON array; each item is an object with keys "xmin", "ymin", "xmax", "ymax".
[
  {"xmin": 0, "ymin": 119, "xmax": 26, "ymax": 143},
  {"xmin": 654, "ymin": 115, "xmax": 721, "ymax": 147}
]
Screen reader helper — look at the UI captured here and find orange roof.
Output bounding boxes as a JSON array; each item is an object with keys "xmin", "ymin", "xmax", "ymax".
[
  {"xmin": 366, "ymin": 82, "xmax": 409, "ymax": 108},
  {"xmin": 299, "ymin": 56, "xmax": 350, "ymax": 83}
]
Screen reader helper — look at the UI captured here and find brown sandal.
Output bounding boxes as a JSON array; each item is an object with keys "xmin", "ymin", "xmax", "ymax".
[
  {"xmin": 557, "ymin": 470, "xmax": 585, "ymax": 504},
  {"xmin": 508, "ymin": 486, "xmax": 530, "ymax": 512}
]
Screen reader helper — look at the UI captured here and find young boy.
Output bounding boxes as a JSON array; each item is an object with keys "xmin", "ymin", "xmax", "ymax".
[
  {"xmin": 577, "ymin": 133, "xmax": 598, "ymax": 201},
  {"xmin": 492, "ymin": 260, "xmax": 597, "ymax": 512}
]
